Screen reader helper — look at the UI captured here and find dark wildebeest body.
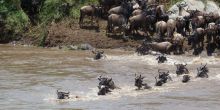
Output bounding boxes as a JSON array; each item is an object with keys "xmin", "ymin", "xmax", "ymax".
[
  {"xmin": 106, "ymin": 14, "xmax": 127, "ymax": 36},
  {"xmin": 188, "ymin": 28, "xmax": 205, "ymax": 50},
  {"xmin": 182, "ymin": 75, "xmax": 190, "ymax": 83},
  {"xmin": 57, "ymin": 90, "xmax": 70, "ymax": 99},
  {"xmin": 197, "ymin": 63, "xmax": 209, "ymax": 78},
  {"xmin": 79, "ymin": 5, "xmax": 101, "ymax": 28},
  {"xmin": 156, "ymin": 54, "xmax": 167, "ymax": 63},
  {"xmin": 167, "ymin": 19, "xmax": 176, "ymax": 38},
  {"xmin": 92, "ymin": 50, "xmax": 104, "ymax": 60},
  {"xmin": 174, "ymin": 63, "xmax": 189, "ymax": 75},
  {"xmin": 135, "ymin": 74, "xmax": 151, "ymax": 90},
  {"xmin": 156, "ymin": 21, "xmax": 167, "ymax": 41}
]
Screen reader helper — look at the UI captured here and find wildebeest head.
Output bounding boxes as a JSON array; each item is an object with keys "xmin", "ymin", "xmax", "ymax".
[
  {"xmin": 57, "ymin": 90, "xmax": 70, "ymax": 99},
  {"xmin": 98, "ymin": 85, "xmax": 111, "ymax": 95},
  {"xmin": 182, "ymin": 75, "xmax": 190, "ymax": 83},
  {"xmin": 156, "ymin": 54, "xmax": 167, "ymax": 63},
  {"xmin": 175, "ymin": 62, "xmax": 189, "ymax": 75},
  {"xmin": 98, "ymin": 75, "xmax": 116, "ymax": 89}
]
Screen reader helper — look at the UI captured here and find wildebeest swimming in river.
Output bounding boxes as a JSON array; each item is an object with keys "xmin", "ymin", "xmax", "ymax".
[
  {"xmin": 97, "ymin": 75, "xmax": 117, "ymax": 95},
  {"xmin": 174, "ymin": 62, "xmax": 189, "ymax": 75},
  {"xmin": 197, "ymin": 63, "xmax": 209, "ymax": 78},
  {"xmin": 57, "ymin": 90, "xmax": 70, "ymax": 99},
  {"xmin": 135, "ymin": 74, "xmax": 151, "ymax": 90},
  {"xmin": 155, "ymin": 69, "xmax": 172, "ymax": 86},
  {"xmin": 182, "ymin": 75, "xmax": 190, "ymax": 83},
  {"xmin": 92, "ymin": 50, "xmax": 104, "ymax": 60},
  {"xmin": 156, "ymin": 54, "xmax": 167, "ymax": 63}
]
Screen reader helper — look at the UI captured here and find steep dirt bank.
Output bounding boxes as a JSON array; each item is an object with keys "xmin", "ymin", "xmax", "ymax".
[{"xmin": 22, "ymin": 19, "xmax": 142, "ymax": 49}]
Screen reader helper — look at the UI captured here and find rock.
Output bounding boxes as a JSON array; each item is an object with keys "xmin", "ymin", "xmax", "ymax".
[
  {"xmin": 67, "ymin": 45, "xmax": 78, "ymax": 50},
  {"xmin": 168, "ymin": 0, "xmax": 220, "ymax": 19},
  {"xmin": 78, "ymin": 43, "xmax": 93, "ymax": 50}
]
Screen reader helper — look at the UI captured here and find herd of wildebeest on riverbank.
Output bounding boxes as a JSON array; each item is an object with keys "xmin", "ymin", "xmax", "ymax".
[
  {"xmin": 56, "ymin": 0, "xmax": 216, "ymax": 99},
  {"xmin": 79, "ymin": 0, "xmax": 220, "ymax": 56}
]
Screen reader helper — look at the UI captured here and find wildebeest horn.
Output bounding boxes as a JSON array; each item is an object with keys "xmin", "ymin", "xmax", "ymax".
[{"xmin": 166, "ymin": 70, "xmax": 169, "ymax": 74}]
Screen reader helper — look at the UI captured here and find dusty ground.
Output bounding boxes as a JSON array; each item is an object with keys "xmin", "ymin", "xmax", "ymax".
[{"xmin": 42, "ymin": 19, "xmax": 142, "ymax": 49}]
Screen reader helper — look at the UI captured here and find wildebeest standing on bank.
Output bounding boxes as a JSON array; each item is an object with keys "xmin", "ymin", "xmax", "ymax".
[
  {"xmin": 106, "ymin": 14, "xmax": 128, "ymax": 37},
  {"xmin": 188, "ymin": 28, "xmax": 206, "ymax": 55},
  {"xmin": 156, "ymin": 21, "xmax": 167, "ymax": 41},
  {"xmin": 172, "ymin": 33, "xmax": 185, "ymax": 54},
  {"xmin": 108, "ymin": 1, "xmax": 133, "ymax": 19},
  {"xmin": 166, "ymin": 19, "xmax": 176, "ymax": 38},
  {"xmin": 79, "ymin": 5, "xmax": 101, "ymax": 28}
]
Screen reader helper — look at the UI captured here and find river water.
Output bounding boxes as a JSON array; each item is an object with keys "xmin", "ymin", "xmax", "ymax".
[{"xmin": 0, "ymin": 44, "xmax": 220, "ymax": 110}]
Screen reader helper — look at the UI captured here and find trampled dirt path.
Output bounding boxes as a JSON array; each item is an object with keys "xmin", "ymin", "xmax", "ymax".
[{"xmin": 44, "ymin": 19, "xmax": 141, "ymax": 49}]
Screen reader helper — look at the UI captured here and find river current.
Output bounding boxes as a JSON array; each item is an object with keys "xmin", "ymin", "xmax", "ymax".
[{"xmin": 0, "ymin": 44, "xmax": 220, "ymax": 110}]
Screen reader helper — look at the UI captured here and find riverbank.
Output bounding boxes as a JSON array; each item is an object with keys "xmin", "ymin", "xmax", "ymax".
[{"xmin": 19, "ymin": 19, "xmax": 142, "ymax": 50}]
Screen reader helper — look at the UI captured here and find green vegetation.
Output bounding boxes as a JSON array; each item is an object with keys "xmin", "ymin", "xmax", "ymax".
[{"xmin": 0, "ymin": 0, "xmax": 98, "ymax": 44}]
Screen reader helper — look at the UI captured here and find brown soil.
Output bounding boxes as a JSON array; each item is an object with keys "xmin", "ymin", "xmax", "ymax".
[{"xmin": 42, "ymin": 19, "xmax": 142, "ymax": 49}]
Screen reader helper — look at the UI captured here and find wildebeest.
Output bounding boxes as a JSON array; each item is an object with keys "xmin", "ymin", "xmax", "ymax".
[
  {"xmin": 205, "ymin": 22, "xmax": 217, "ymax": 43},
  {"xmin": 156, "ymin": 54, "xmax": 167, "ymax": 63},
  {"xmin": 172, "ymin": 33, "xmax": 185, "ymax": 54},
  {"xmin": 97, "ymin": 75, "xmax": 118, "ymax": 95},
  {"xmin": 156, "ymin": 5, "xmax": 169, "ymax": 22},
  {"xmin": 174, "ymin": 62, "xmax": 189, "ymax": 75},
  {"xmin": 191, "ymin": 16, "xmax": 206, "ymax": 31},
  {"xmin": 167, "ymin": 19, "xmax": 176, "ymax": 38},
  {"xmin": 136, "ymin": 39, "xmax": 150, "ymax": 55},
  {"xmin": 129, "ymin": 12, "xmax": 148, "ymax": 34},
  {"xmin": 98, "ymin": 75, "xmax": 116, "ymax": 90},
  {"xmin": 188, "ymin": 28, "xmax": 206, "ymax": 50},
  {"xmin": 146, "ymin": 41, "xmax": 173, "ymax": 54},
  {"xmin": 132, "ymin": 8, "xmax": 143, "ymax": 16},
  {"xmin": 176, "ymin": 17, "xmax": 186, "ymax": 36},
  {"xmin": 206, "ymin": 42, "xmax": 217, "ymax": 56},
  {"xmin": 197, "ymin": 63, "xmax": 209, "ymax": 78},
  {"xmin": 57, "ymin": 90, "xmax": 70, "ymax": 99},
  {"xmin": 79, "ymin": 5, "xmax": 101, "ymax": 28},
  {"xmin": 182, "ymin": 75, "xmax": 190, "ymax": 83},
  {"xmin": 156, "ymin": 21, "xmax": 167, "ymax": 40},
  {"xmin": 106, "ymin": 14, "xmax": 128, "ymax": 36},
  {"xmin": 108, "ymin": 1, "xmax": 133, "ymax": 18},
  {"xmin": 135, "ymin": 74, "xmax": 151, "ymax": 90},
  {"xmin": 92, "ymin": 50, "xmax": 104, "ymax": 60},
  {"xmin": 155, "ymin": 69, "xmax": 172, "ymax": 86}
]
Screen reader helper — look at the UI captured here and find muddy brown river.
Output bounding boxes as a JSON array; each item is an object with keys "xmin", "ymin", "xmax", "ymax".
[{"xmin": 0, "ymin": 44, "xmax": 220, "ymax": 110}]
